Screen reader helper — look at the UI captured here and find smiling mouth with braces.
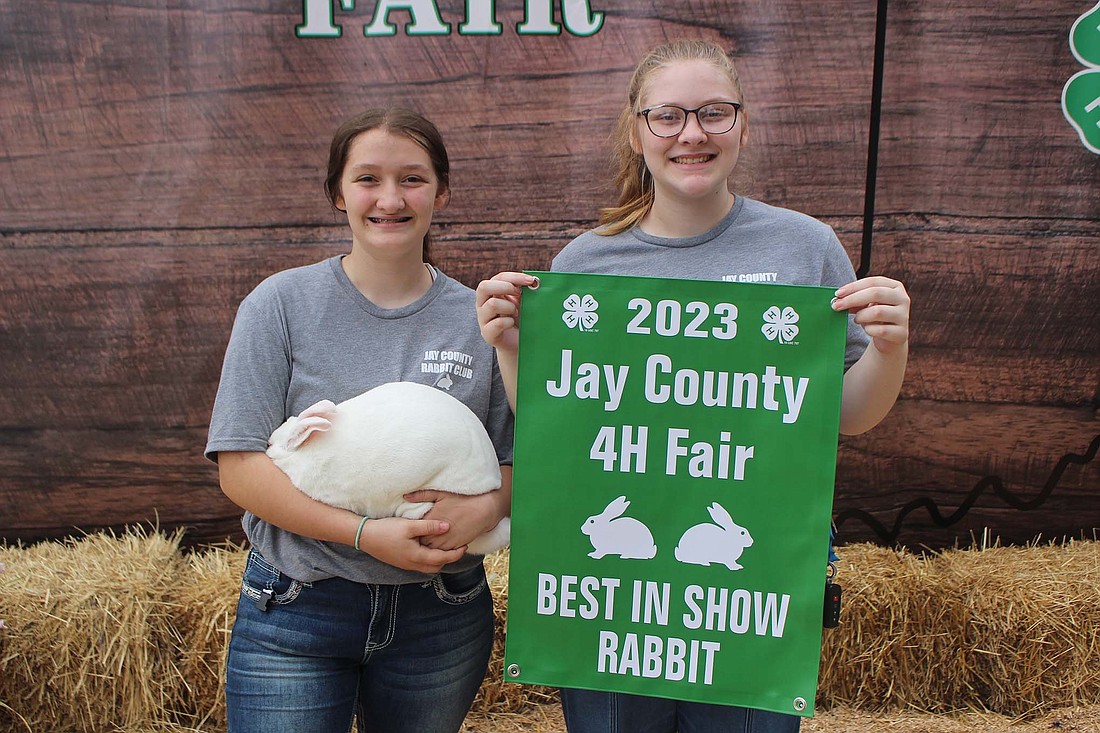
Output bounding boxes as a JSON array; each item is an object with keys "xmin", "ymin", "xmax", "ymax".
[{"xmin": 672, "ymin": 154, "xmax": 716, "ymax": 164}]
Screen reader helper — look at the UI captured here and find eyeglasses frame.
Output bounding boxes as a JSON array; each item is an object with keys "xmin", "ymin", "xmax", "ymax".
[{"xmin": 636, "ymin": 102, "xmax": 743, "ymax": 138}]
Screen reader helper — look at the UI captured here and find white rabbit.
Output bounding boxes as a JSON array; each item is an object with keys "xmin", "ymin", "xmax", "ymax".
[
  {"xmin": 266, "ymin": 381, "xmax": 509, "ymax": 555},
  {"xmin": 674, "ymin": 501, "xmax": 752, "ymax": 570},
  {"xmin": 581, "ymin": 495, "xmax": 657, "ymax": 560}
]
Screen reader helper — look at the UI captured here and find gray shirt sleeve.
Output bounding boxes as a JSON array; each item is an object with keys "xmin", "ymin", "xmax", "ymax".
[{"xmin": 205, "ymin": 285, "xmax": 292, "ymax": 460}]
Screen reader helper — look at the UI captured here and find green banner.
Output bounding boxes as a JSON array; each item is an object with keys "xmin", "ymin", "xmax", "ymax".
[{"xmin": 504, "ymin": 271, "xmax": 848, "ymax": 717}]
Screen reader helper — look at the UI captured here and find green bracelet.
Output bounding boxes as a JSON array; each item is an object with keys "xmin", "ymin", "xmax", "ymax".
[{"xmin": 354, "ymin": 515, "xmax": 370, "ymax": 552}]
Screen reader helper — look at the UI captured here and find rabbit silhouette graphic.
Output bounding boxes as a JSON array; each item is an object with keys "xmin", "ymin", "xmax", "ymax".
[
  {"xmin": 581, "ymin": 495, "xmax": 657, "ymax": 560},
  {"xmin": 674, "ymin": 502, "xmax": 753, "ymax": 570}
]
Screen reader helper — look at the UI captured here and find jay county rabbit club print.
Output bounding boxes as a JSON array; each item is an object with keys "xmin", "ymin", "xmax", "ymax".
[{"xmin": 504, "ymin": 272, "xmax": 848, "ymax": 718}]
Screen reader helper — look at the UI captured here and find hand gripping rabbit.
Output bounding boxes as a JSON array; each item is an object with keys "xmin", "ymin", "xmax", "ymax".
[
  {"xmin": 266, "ymin": 381, "xmax": 509, "ymax": 555},
  {"xmin": 674, "ymin": 501, "xmax": 753, "ymax": 570},
  {"xmin": 581, "ymin": 495, "xmax": 657, "ymax": 560}
]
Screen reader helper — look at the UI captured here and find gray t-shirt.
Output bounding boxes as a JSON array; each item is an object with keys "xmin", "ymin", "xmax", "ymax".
[
  {"xmin": 206, "ymin": 256, "xmax": 514, "ymax": 584},
  {"xmin": 552, "ymin": 195, "xmax": 870, "ymax": 369}
]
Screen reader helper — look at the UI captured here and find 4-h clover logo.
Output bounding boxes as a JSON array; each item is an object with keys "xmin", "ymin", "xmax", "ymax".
[
  {"xmin": 562, "ymin": 293, "xmax": 599, "ymax": 331},
  {"xmin": 1063, "ymin": 2, "xmax": 1100, "ymax": 154},
  {"xmin": 761, "ymin": 305, "xmax": 799, "ymax": 344}
]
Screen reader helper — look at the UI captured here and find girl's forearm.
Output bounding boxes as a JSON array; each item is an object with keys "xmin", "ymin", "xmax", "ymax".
[
  {"xmin": 497, "ymin": 347, "xmax": 519, "ymax": 412},
  {"xmin": 839, "ymin": 341, "xmax": 908, "ymax": 435},
  {"xmin": 218, "ymin": 451, "xmax": 362, "ymax": 547}
]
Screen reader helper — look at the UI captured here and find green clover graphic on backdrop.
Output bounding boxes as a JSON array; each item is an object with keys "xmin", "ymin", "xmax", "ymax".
[{"xmin": 1063, "ymin": 2, "xmax": 1100, "ymax": 154}]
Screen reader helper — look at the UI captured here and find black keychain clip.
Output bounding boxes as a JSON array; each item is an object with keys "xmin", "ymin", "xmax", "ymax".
[{"xmin": 823, "ymin": 562, "xmax": 842, "ymax": 628}]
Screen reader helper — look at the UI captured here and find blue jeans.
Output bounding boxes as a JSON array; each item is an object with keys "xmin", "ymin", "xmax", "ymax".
[
  {"xmin": 560, "ymin": 689, "xmax": 801, "ymax": 733},
  {"xmin": 225, "ymin": 549, "xmax": 494, "ymax": 733}
]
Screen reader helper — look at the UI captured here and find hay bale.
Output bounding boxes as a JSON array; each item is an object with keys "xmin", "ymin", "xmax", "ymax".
[
  {"xmin": 172, "ymin": 542, "xmax": 247, "ymax": 730},
  {"xmin": 471, "ymin": 549, "xmax": 559, "ymax": 715},
  {"xmin": 940, "ymin": 542, "xmax": 1100, "ymax": 714},
  {"xmin": 4, "ymin": 531, "xmax": 1097, "ymax": 729},
  {"xmin": 0, "ymin": 529, "xmax": 188, "ymax": 731},
  {"xmin": 819, "ymin": 544, "xmax": 958, "ymax": 710},
  {"xmin": 818, "ymin": 541, "xmax": 1100, "ymax": 715}
]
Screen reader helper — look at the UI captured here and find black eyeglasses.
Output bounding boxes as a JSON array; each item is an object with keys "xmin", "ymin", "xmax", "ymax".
[{"xmin": 637, "ymin": 102, "xmax": 742, "ymax": 138}]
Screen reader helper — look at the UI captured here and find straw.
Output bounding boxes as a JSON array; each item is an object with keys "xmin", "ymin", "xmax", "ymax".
[{"xmin": 2, "ymin": 532, "xmax": 1097, "ymax": 730}]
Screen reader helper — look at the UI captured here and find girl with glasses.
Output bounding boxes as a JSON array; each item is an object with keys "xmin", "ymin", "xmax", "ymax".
[
  {"xmin": 206, "ymin": 107, "xmax": 513, "ymax": 733},
  {"xmin": 476, "ymin": 39, "xmax": 909, "ymax": 732}
]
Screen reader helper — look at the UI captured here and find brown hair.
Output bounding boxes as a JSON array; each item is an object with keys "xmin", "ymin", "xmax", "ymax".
[
  {"xmin": 324, "ymin": 107, "xmax": 450, "ymax": 263},
  {"xmin": 598, "ymin": 39, "xmax": 747, "ymax": 236}
]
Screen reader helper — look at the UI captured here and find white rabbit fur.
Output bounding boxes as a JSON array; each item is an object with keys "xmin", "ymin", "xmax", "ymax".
[
  {"xmin": 267, "ymin": 381, "xmax": 509, "ymax": 555},
  {"xmin": 581, "ymin": 495, "xmax": 657, "ymax": 560},
  {"xmin": 674, "ymin": 502, "xmax": 752, "ymax": 570}
]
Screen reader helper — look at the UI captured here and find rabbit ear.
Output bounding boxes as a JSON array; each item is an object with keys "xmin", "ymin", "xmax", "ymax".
[
  {"xmin": 283, "ymin": 415, "xmax": 332, "ymax": 451},
  {"xmin": 707, "ymin": 502, "xmax": 735, "ymax": 530},
  {"xmin": 299, "ymin": 399, "xmax": 337, "ymax": 420},
  {"xmin": 601, "ymin": 495, "xmax": 630, "ymax": 519}
]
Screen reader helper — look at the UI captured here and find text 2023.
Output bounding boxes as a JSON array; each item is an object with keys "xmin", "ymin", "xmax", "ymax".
[{"xmin": 625, "ymin": 298, "xmax": 738, "ymax": 340}]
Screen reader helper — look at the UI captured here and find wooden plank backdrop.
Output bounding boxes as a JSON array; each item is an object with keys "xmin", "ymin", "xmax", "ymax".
[{"xmin": 0, "ymin": 0, "xmax": 1096, "ymax": 550}]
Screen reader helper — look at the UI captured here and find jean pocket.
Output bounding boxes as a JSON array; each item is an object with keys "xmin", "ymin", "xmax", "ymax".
[
  {"xmin": 430, "ymin": 564, "xmax": 488, "ymax": 606},
  {"xmin": 240, "ymin": 549, "xmax": 307, "ymax": 607}
]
